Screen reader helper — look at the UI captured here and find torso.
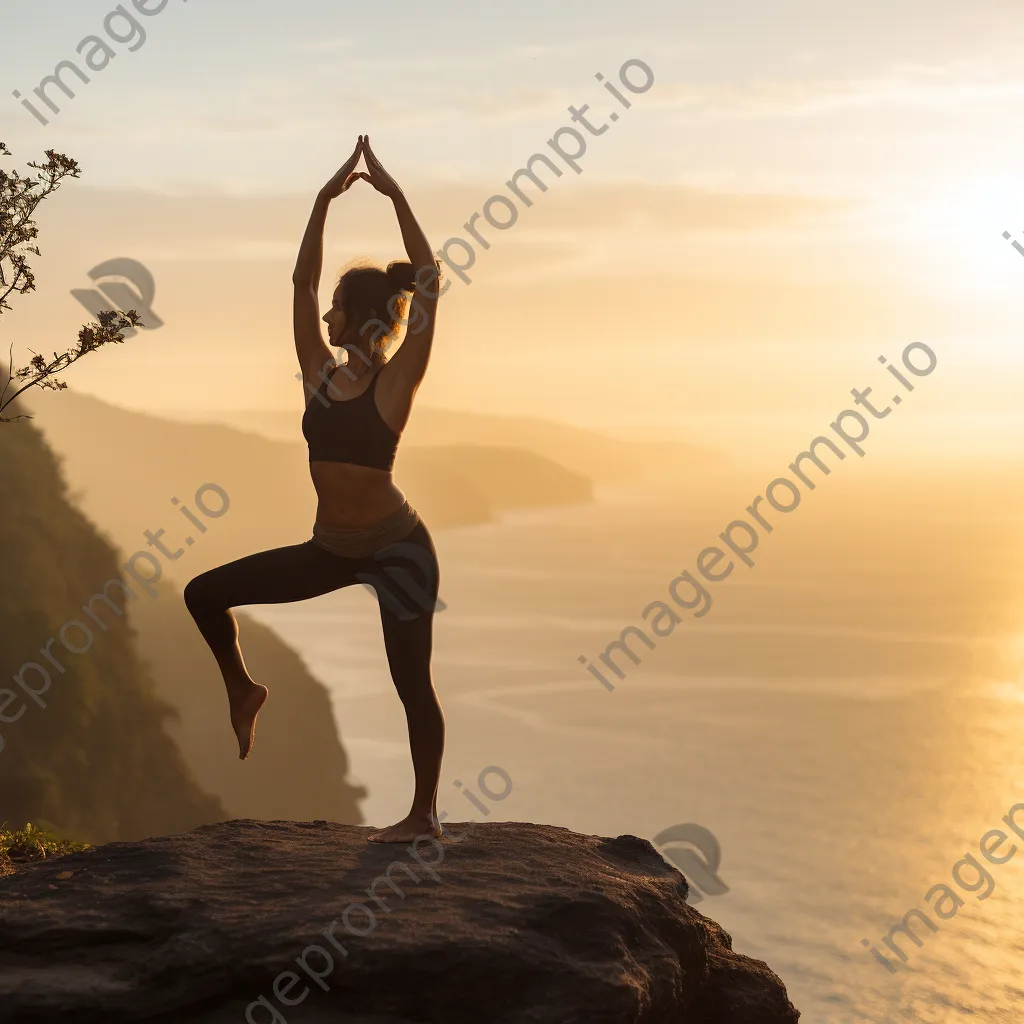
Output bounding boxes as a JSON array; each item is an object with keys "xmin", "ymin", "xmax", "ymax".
[{"xmin": 303, "ymin": 363, "xmax": 411, "ymax": 529}]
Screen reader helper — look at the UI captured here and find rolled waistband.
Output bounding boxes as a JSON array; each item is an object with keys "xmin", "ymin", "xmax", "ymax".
[{"xmin": 311, "ymin": 502, "xmax": 421, "ymax": 559}]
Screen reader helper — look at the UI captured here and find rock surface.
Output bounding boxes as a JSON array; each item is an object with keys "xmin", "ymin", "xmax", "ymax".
[{"xmin": 0, "ymin": 820, "xmax": 800, "ymax": 1024}]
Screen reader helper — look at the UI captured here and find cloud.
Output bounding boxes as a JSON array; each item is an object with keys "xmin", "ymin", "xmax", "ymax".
[
  {"xmin": 288, "ymin": 36, "xmax": 355, "ymax": 54},
  {"xmin": 50, "ymin": 181, "xmax": 848, "ymax": 259},
  {"xmin": 646, "ymin": 59, "xmax": 1024, "ymax": 122},
  {"xmin": 172, "ymin": 54, "xmax": 1024, "ymax": 139}
]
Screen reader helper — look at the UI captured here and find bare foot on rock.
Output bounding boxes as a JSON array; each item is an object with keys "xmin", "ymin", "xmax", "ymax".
[
  {"xmin": 230, "ymin": 683, "xmax": 268, "ymax": 760},
  {"xmin": 367, "ymin": 814, "xmax": 443, "ymax": 844}
]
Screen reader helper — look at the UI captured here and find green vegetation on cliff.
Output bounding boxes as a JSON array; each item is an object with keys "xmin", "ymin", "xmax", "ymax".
[
  {"xmin": 0, "ymin": 823, "xmax": 88, "ymax": 877},
  {"xmin": 0, "ymin": 391, "xmax": 226, "ymax": 844}
]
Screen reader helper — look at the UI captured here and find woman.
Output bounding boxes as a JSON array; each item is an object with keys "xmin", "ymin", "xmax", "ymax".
[{"xmin": 184, "ymin": 136, "xmax": 446, "ymax": 844}]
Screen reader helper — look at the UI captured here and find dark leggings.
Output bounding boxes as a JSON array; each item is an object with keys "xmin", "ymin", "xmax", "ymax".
[{"xmin": 183, "ymin": 520, "xmax": 443, "ymax": 816}]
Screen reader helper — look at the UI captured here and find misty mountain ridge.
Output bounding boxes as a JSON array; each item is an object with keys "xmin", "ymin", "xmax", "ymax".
[{"xmin": 24, "ymin": 389, "xmax": 601, "ymax": 577}]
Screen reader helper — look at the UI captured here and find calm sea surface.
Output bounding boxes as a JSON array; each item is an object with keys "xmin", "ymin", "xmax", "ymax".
[{"xmin": 249, "ymin": 474, "xmax": 1024, "ymax": 1023}]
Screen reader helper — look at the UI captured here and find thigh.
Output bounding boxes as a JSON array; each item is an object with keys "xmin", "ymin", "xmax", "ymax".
[
  {"xmin": 362, "ymin": 521, "xmax": 440, "ymax": 623},
  {"xmin": 190, "ymin": 540, "xmax": 361, "ymax": 610},
  {"xmin": 370, "ymin": 522, "xmax": 440, "ymax": 690}
]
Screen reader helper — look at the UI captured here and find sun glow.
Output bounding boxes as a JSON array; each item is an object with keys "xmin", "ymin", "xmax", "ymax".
[{"xmin": 908, "ymin": 176, "xmax": 1024, "ymax": 296}]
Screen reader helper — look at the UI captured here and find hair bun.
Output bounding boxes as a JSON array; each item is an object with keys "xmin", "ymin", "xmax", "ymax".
[{"xmin": 386, "ymin": 261, "xmax": 416, "ymax": 292}]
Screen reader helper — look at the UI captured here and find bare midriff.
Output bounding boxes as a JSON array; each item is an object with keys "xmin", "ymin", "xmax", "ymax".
[{"xmin": 308, "ymin": 461, "xmax": 407, "ymax": 529}]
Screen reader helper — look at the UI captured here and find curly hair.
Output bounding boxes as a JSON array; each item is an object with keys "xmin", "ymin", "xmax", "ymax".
[{"xmin": 334, "ymin": 261, "xmax": 417, "ymax": 357}]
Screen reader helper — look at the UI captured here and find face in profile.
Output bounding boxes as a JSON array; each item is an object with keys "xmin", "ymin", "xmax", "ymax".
[{"xmin": 323, "ymin": 280, "xmax": 347, "ymax": 344}]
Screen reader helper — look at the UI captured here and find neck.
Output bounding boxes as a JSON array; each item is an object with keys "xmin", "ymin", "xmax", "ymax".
[{"xmin": 336, "ymin": 338, "xmax": 375, "ymax": 375}]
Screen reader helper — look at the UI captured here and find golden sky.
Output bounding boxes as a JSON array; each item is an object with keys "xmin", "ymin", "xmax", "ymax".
[{"xmin": 4, "ymin": 0, "xmax": 1024, "ymax": 458}]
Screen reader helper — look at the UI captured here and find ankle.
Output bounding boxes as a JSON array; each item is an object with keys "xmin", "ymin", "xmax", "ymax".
[{"xmin": 227, "ymin": 680, "xmax": 263, "ymax": 700}]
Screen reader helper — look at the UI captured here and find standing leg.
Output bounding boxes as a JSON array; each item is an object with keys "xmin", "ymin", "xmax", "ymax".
[
  {"xmin": 366, "ymin": 525, "xmax": 446, "ymax": 843},
  {"xmin": 183, "ymin": 541, "xmax": 358, "ymax": 758}
]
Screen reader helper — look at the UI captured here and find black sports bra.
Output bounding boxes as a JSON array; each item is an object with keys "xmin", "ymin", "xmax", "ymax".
[{"xmin": 301, "ymin": 366, "xmax": 399, "ymax": 471}]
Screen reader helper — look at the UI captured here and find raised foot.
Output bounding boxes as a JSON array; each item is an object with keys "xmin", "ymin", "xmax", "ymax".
[
  {"xmin": 367, "ymin": 814, "xmax": 443, "ymax": 844},
  {"xmin": 229, "ymin": 684, "xmax": 268, "ymax": 760}
]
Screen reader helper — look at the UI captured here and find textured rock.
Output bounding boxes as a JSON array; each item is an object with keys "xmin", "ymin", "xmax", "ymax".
[{"xmin": 0, "ymin": 820, "xmax": 800, "ymax": 1023}]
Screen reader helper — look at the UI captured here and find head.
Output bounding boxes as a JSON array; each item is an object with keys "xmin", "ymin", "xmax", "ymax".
[{"xmin": 323, "ymin": 260, "xmax": 417, "ymax": 363}]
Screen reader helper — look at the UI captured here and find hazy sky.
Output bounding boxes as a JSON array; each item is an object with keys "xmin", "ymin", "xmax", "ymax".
[{"xmin": 5, "ymin": 0, "xmax": 1024, "ymax": 453}]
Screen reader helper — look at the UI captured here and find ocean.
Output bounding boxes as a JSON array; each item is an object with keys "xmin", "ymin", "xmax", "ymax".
[{"xmin": 248, "ymin": 473, "xmax": 1024, "ymax": 1023}]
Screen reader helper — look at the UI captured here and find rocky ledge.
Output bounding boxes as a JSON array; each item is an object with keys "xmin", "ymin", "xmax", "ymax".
[{"xmin": 0, "ymin": 820, "xmax": 800, "ymax": 1023}]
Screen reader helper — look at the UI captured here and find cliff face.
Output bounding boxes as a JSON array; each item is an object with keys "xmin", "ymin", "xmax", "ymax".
[
  {"xmin": 1, "ymin": 376, "xmax": 364, "ymax": 840},
  {"xmin": 0, "ymin": 401, "xmax": 225, "ymax": 844},
  {"xmin": 0, "ymin": 820, "xmax": 800, "ymax": 1024},
  {"xmin": 130, "ymin": 594, "xmax": 367, "ymax": 825}
]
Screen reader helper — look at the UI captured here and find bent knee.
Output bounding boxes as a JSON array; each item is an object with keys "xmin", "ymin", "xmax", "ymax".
[{"xmin": 183, "ymin": 573, "xmax": 217, "ymax": 616}]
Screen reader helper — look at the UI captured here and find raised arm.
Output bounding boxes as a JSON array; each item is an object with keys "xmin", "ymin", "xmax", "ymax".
[
  {"xmin": 292, "ymin": 137, "xmax": 365, "ymax": 395},
  {"xmin": 361, "ymin": 137, "xmax": 444, "ymax": 390}
]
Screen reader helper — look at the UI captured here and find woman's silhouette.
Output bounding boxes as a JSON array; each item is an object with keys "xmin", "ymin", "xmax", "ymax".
[{"xmin": 184, "ymin": 136, "xmax": 446, "ymax": 844}]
